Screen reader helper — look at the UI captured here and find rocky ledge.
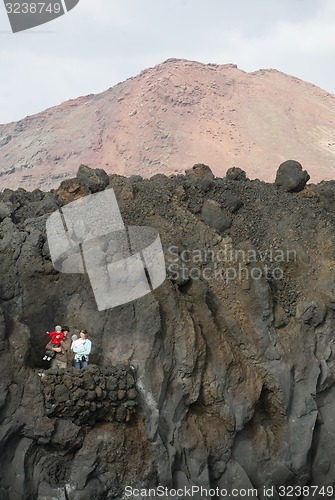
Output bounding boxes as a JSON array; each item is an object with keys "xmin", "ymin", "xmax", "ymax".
[{"xmin": 41, "ymin": 365, "xmax": 137, "ymax": 425}]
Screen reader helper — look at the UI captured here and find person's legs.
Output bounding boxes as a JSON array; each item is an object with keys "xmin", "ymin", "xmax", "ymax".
[
  {"xmin": 74, "ymin": 360, "xmax": 81, "ymax": 369},
  {"xmin": 43, "ymin": 349, "xmax": 54, "ymax": 360},
  {"xmin": 81, "ymin": 361, "xmax": 88, "ymax": 369}
]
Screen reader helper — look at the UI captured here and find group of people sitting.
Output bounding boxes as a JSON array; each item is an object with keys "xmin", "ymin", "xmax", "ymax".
[{"xmin": 43, "ymin": 325, "xmax": 92, "ymax": 370}]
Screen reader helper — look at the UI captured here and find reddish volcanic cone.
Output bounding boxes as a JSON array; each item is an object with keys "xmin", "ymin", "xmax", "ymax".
[{"xmin": 0, "ymin": 58, "xmax": 334, "ymax": 190}]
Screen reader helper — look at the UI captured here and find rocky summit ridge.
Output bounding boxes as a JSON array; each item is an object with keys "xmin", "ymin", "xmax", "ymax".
[
  {"xmin": 0, "ymin": 58, "xmax": 335, "ymax": 191},
  {"xmin": 0, "ymin": 163, "xmax": 335, "ymax": 498}
]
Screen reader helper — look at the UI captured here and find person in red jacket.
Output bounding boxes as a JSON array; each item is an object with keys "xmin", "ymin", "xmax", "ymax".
[
  {"xmin": 43, "ymin": 325, "xmax": 64, "ymax": 361},
  {"xmin": 45, "ymin": 326, "xmax": 72, "ymax": 369}
]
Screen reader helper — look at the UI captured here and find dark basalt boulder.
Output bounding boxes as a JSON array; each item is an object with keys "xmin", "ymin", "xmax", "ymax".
[
  {"xmin": 201, "ymin": 198, "xmax": 232, "ymax": 232},
  {"xmin": 185, "ymin": 163, "xmax": 215, "ymax": 180},
  {"xmin": 275, "ymin": 159, "xmax": 310, "ymax": 192},
  {"xmin": 225, "ymin": 166, "xmax": 248, "ymax": 181},
  {"xmin": 76, "ymin": 164, "xmax": 109, "ymax": 193}
]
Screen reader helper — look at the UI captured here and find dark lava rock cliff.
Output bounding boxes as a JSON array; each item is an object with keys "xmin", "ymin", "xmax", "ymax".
[{"xmin": 0, "ymin": 164, "xmax": 335, "ymax": 499}]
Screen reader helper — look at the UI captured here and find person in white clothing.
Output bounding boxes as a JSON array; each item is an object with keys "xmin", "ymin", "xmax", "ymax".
[{"xmin": 72, "ymin": 329, "xmax": 92, "ymax": 369}]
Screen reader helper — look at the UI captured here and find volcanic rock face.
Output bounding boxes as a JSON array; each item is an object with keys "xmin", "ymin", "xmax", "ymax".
[
  {"xmin": 1, "ymin": 58, "xmax": 335, "ymax": 191},
  {"xmin": 0, "ymin": 165, "xmax": 335, "ymax": 498}
]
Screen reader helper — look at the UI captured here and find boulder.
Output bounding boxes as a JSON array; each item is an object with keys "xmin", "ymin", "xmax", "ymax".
[
  {"xmin": 185, "ymin": 163, "xmax": 214, "ymax": 180},
  {"xmin": 275, "ymin": 160, "xmax": 310, "ymax": 192},
  {"xmin": 201, "ymin": 199, "xmax": 232, "ymax": 232},
  {"xmin": 225, "ymin": 166, "xmax": 247, "ymax": 181},
  {"xmin": 76, "ymin": 164, "xmax": 109, "ymax": 193}
]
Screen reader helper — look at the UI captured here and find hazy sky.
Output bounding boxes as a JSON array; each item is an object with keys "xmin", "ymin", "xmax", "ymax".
[{"xmin": 0, "ymin": 0, "xmax": 334, "ymax": 124}]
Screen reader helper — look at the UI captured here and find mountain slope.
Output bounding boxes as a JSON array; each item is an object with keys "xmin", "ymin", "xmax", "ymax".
[{"xmin": 0, "ymin": 58, "xmax": 334, "ymax": 190}]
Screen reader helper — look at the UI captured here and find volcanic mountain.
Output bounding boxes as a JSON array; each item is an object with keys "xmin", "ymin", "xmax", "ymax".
[
  {"xmin": 1, "ymin": 164, "xmax": 335, "ymax": 496},
  {"xmin": 0, "ymin": 58, "xmax": 334, "ymax": 191}
]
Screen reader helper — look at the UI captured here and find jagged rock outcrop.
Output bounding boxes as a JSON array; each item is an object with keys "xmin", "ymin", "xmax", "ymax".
[
  {"xmin": 0, "ymin": 164, "xmax": 335, "ymax": 498},
  {"xmin": 275, "ymin": 159, "xmax": 310, "ymax": 192}
]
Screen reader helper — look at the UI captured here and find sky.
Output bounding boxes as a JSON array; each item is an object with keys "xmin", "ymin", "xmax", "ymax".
[{"xmin": 0, "ymin": 0, "xmax": 335, "ymax": 124}]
